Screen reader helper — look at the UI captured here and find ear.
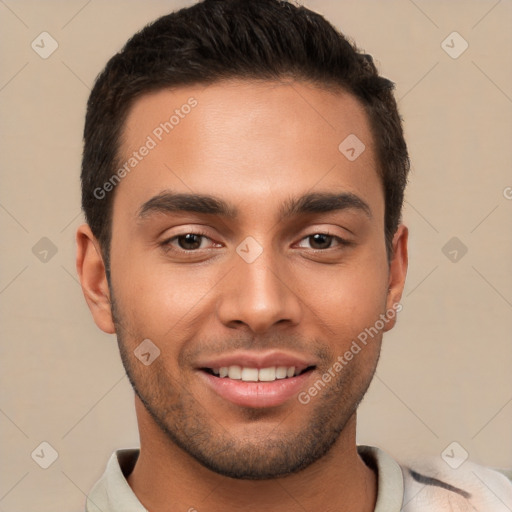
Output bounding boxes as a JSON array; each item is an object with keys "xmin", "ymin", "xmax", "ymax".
[
  {"xmin": 383, "ymin": 223, "xmax": 408, "ymax": 332},
  {"xmin": 76, "ymin": 224, "xmax": 116, "ymax": 334}
]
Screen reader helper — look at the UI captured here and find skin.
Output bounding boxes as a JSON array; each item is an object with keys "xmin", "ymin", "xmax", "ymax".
[{"xmin": 76, "ymin": 79, "xmax": 408, "ymax": 512}]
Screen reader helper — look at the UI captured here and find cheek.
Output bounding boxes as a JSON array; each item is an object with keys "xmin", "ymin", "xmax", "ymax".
[
  {"xmin": 298, "ymin": 252, "xmax": 389, "ymax": 343},
  {"xmin": 110, "ymin": 249, "xmax": 219, "ymax": 341},
  {"xmin": 110, "ymin": 222, "xmax": 389, "ymax": 348}
]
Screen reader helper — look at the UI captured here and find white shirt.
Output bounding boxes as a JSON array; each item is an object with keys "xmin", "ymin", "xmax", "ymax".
[{"xmin": 85, "ymin": 445, "xmax": 512, "ymax": 511}]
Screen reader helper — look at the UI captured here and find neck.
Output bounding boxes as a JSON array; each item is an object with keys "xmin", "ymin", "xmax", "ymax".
[{"xmin": 127, "ymin": 397, "xmax": 377, "ymax": 512}]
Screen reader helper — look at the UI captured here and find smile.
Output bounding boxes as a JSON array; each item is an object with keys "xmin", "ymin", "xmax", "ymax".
[
  {"xmin": 202, "ymin": 365, "xmax": 314, "ymax": 382},
  {"xmin": 198, "ymin": 365, "xmax": 316, "ymax": 408}
]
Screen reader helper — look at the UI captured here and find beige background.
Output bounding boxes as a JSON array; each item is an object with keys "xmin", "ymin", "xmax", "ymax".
[{"xmin": 1, "ymin": 0, "xmax": 511, "ymax": 510}]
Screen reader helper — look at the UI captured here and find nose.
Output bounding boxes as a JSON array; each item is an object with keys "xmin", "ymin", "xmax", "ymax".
[{"xmin": 216, "ymin": 244, "xmax": 303, "ymax": 334}]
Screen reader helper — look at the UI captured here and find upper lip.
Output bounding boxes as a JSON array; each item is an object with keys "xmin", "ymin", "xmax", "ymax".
[{"xmin": 196, "ymin": 350, "xmax": 317, "ymax": 374}]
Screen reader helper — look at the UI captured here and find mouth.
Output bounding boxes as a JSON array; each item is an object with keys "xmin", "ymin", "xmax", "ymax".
[
  {"xmin": 201, "ymin": 365, "xmax": 316, "ymax": 382},
  {"xmin": 197, "ymin": 362, "xmax": 317, "ymax": 408}
]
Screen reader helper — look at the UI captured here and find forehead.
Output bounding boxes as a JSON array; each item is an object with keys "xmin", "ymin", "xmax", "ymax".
[{"xmin": 115, "ymin": 79, "xmax": 383, "ymax": 225}]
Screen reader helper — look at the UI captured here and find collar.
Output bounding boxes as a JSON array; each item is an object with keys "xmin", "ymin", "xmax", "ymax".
[{"xmin": 86, "ymin": 445, "xmax": 404, "ymax": 512}]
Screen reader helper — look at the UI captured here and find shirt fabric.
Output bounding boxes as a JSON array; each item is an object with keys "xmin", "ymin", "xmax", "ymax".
[{"xmin": 85, "ymin": 445, "xmax": 512, "ymax": 511}]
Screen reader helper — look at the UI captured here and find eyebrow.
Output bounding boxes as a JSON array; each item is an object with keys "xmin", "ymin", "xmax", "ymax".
[{"xmin": 137, "ymin": 190, "xmax": 372, "ymax": 222}]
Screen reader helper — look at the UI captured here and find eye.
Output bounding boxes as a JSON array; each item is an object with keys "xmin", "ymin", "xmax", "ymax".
[
  {"xmin": 162, "ymin": 231, "xmax": 217, "ymax": 252},
  {"xmin": 160, "ymin": 230, "xmax": 351, "ymax": 255},
  {"xmin": 296, "ymin": 233, "xmax": 349, "ymax": 250}
]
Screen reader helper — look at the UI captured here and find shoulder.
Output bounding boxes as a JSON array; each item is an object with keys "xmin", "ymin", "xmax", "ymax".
[{"xmin": 399, "ymin": 455, "xmax": 512, "ymax": 511}]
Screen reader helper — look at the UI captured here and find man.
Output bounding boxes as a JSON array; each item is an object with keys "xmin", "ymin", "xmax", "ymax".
[{"xmin": 76, "ymin": 0, "xmax": 512, "ymax": 510}]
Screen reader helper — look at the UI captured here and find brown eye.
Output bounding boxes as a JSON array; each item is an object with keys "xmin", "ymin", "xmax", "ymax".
[
  {"xmin": 162, "ymin": 231, "xmax": 214, "ymax": 252},
  {"xmin": 176, "ymin": 233, "xmax": 204, "ymax": 250},
  {"xmin": 297, "ymin": 233, "xmax": 348, "ymax": 250},
  {"xmin": 308, "ymin": 233, "xmax": 334, "ymax": 250}
]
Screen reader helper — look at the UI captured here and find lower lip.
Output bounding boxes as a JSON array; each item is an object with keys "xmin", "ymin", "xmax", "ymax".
[{"xmin": 198, "ymin": 370, "xmax": 314, "ymax": 408}]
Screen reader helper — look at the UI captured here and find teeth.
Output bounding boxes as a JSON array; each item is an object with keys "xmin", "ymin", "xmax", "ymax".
[
  {"xmin": 275, "ymin": 366, "xmax": 288, "ymax": 379},
  {"xmin": 258, "ymin": 367, "xmax": 276, "ymax": 381},
  {"xmin": 228, "ymin": 365, "xmax": 242, "ymax": 379},
  {"xmin": 241, "ymin": 367, "xmax": 259, "ymax": 381},
  {"xmin": 214, "ymin": 365, "xmax": 304, "ymax": 382}
]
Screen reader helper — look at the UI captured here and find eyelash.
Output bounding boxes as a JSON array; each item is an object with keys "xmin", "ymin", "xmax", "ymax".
[
  {"xmin": 161, "ymin": 230, "xmax": 217, "ymax": 253},
  {"xmin": 160, "ymin": 230, "xmax": 352, "ymax": 254}
]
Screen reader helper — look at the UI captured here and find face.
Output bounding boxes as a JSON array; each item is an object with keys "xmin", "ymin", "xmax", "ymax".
[{"xmin": 78, "ymin": 79, "xmax": 407, "ymax": 480}]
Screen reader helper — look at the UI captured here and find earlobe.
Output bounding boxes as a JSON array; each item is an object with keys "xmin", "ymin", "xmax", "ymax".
[
  {"xmin": 76, "ymin": 224, "xmax": 116, "ymax": 334},
  {"xmin": 384, "ymin": 224, "xmax": 408, "ymax": 331}
]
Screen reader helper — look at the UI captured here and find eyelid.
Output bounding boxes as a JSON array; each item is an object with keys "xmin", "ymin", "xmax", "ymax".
[
  {"xmin": 294, "ymin": 231, "xmax": 352, "ymax": 250},
  {"xmin": 161, "ymin": 229, "xmax": 218, "ymax": 251},
  {"xmin": 294, "ymin": 223, "xmax": 353, "ymax": 242},
  {"xmin": 160, "ymin": 228, "xmax": 352, "ymax": 255}
]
